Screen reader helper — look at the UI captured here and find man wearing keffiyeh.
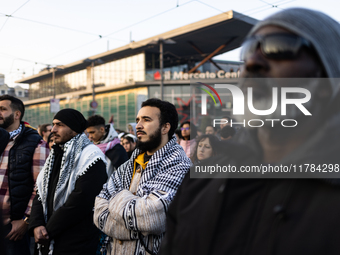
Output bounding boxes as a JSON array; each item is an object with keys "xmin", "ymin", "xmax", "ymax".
[
  {"xmin": 93, "ymin": 98, "xmax": 191, "ymax": 255},
  {"xmin": 29, "ymin": 108, "xmax": 108, "ymax": 255},
  {"xmin": 0, "ymin": 95, "xmax": 49, "ymax": 255}
]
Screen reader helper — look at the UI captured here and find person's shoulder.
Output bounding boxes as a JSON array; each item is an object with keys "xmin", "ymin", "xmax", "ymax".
[
  {"xmin": 105, "ymin": 143, "xmax": 128, "ymax": 162},
  {"xmin": 106, "ymin": 143, "xmax": 124, "ymax": 153},
  {"xmin": 83, "ymin": 142, "xmax": 103, "ymax": 153},
  {"xmin": 0, "ymin": 128, "xmax": 9, "ymax": 141},
  {"xmin": 36, "ymin": 139, "xmax": 50, "ymax": 150},
  {"xmin": 19, "ymin": 124, "xmax": 42, "ymax": 144},
  {"xmin": 213, "ymin": 140, "xmax": 260, "ymax": 166},
  {"xmin": 77, "ymin": 143, "xmax": 107, "ymax": 171},
  {"xmin": 0, "ymin": 128, "xmax": 9, "ymax": 154},
  {"xmin": 160, "ymin": 142, "xmax": 191, "ymax": 166},
  {"xmin": 179, "ymin": 139, "xmax": 186, "ymax": 145}
]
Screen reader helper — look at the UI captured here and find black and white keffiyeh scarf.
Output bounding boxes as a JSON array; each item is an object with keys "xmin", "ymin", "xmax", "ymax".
[
  {"xmin": 97, "ymin": 136, "xmax": 191, "ymax": 255},
  {"xmin": 9, "ymin": 124, "xmax": 22, "ymax": 139},
  {"xmin": 37, "ymin": 133, "xmax": 106, "ymax": 221}
]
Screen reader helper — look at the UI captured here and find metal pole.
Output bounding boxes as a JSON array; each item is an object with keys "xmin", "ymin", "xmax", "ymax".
[
  {"xmin": 52, "ymin": 68, "xmax": 56, "ymax": 98},
  {"xmin": 159, "ymin": 40, "xmax": 164, "ymax": 100},
  {"xmin": 92, "ymin": 61, "xmax": 95, "ymax": 102}
]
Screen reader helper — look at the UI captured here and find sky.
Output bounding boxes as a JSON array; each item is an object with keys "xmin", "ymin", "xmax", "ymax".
[{"xmin": 0, "ymin": 0, "xmax": 338, "ymax": 88}]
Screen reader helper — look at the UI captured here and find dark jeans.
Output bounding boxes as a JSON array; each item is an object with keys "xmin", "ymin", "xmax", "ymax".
[{"xmin": 4, "ymin": 223, "xmax": 31, "ymax": 255}]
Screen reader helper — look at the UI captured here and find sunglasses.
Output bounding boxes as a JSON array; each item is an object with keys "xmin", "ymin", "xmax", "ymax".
[
  {"xmin": 181, "ymin": 127, "xmax": 190, "ymax": 131},
  {"xmin": 240, "ymin": 33, "xmax": 312, "ymax": 61}
]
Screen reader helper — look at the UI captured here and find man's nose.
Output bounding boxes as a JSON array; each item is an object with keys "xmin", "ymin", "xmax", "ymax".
[
  {"xmin": 136, "ymin": 121, "xmax": 143, "ymax": 129},
  {"xmin": 243, "ymin": 47, "xmax": 269, "ymax": 74}
]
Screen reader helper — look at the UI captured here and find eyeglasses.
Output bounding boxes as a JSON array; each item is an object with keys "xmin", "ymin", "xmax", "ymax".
[
  {"xmin": 181, "ymin": 127, "xmax": 190, "ymax": 131},
  {"xmin": 240, "ymin": 33, "xmax": 312, "ymax": 61}
]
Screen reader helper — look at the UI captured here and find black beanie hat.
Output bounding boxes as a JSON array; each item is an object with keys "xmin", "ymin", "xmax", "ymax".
[{"xmin": 54, "ymin": 108, "xmax": 88, "ymax": 133}]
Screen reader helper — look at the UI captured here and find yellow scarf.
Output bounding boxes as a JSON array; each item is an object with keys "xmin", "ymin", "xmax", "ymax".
[{"xmin": 132, "ymin": 152, "xmax": 149, "ymax": 181}]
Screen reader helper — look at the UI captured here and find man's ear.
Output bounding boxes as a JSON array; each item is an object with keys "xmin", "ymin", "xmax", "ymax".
[
  {"xmin": 100, "ymin": 126, "xmax": 105, "ymax": 133},
  {"xmin": 162, "ymin": 123, "xmax": 171, "ymax": 135},
  {"xmin": 14, "ymin": 110, "xmax": 21, "ymax": 121}
]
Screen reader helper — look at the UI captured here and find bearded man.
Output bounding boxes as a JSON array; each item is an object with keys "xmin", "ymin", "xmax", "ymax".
[
  {"xmin": 0, "ymin": 95, "xmax": 49, "ymax": 255},
  {"xmin": 29, "ymin": 109, "xmax": 107, "ymax": 255},
  {"xmin": 160, "ymin": 8, "xmax": 340, "ymax": 255},
  {"xmin": 93, "ymin": 98, "xmax": 191, "ymax": 255}
]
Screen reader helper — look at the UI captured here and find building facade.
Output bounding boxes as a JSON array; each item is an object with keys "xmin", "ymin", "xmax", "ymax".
[
  {"xmin": 0, "ymin": 74, "xmax": 29, "ymax": 100},
  {"xmin": 17, "ymin": 10, "xmax": 257, "ymax": 130}
]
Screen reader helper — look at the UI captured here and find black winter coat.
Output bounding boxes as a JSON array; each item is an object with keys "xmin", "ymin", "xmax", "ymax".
[
  {"xmin": 29, "ymin": 160, "xmax": 107, "ymax": 255},
  {"xmin": 0, "ymin": 127, "xmax": 9, "ymax": 155},
  {"xmin": 8, "ymin": 123, "xmax": 41, "ymax": 220}
]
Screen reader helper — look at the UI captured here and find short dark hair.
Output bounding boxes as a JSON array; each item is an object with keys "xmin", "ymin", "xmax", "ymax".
[
  {"xmin": 191, "ymin": 134, "xmax": 220, "ymax": 162},
  {"xmin": 220, "ymin": 126, "xmax": 236, "ymax": 139},
  {"xmin": 180, "ymin": 121, "xmax": 198, "ymax": 139},
  {"xmin": 141, "ymin": 98, "xmax": 178, "ymax": 140},
  {"xmin": 222, "ymin": 115, "xmax": 231, "ymax": 122},
  {"xmin": 87, "ymin": 115, "xmax": 105, "ymax": 128},
  {"xmin": 0, "ymin": 95, "xmax": 25, "ymax": 121},
  {"xmin": 40, "ymin": 123, "xmax": 52, "ymax": 133}
]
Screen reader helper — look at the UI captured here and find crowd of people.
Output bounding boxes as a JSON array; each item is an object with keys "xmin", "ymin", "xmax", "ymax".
[
  {"xmin": 1, "ymin": 7, "xmax": 340, "ymax": 255},
  {"xmin": 174, "ymin": 119, "xmax": 236, "ymax": 162}
]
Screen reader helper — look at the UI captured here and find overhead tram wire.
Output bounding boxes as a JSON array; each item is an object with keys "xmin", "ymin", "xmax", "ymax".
[
  {"xmin": 190, "ymin": 0, "xmax": 294, "ymax": 34},
  {"xmin": 0, "ymin": 51, "xmax": 55, "ymax": 66},
  {"xmin": 42, "ymin": 0, "xmax": 273, "ymax": 63},
  {"xmin": 104, "ymin": 0, "xmax": 195, "ymax": 37},
  {"xmin": 191, "ymin": 0, "xmax": 297, "ymax": 31},
  {"xmin": 258, "ymin": 0, "xmax": 297, "ymax": 10},
  {"xmin": 0, "ymin": 0, "xmax": 31, "ymax": 33},
  {"xmin": 0, "ymin": 13, "xmax": 127, "ymax": 42},
  {"xmin": 18, "ymin": 0, "xmax": 293, "ymax": 77},
  {"xmin": 195, "ymin": 0, "xmax": 294, "ymax": 15},
  {"xmin": 42, "ymin": 0, "xmax": 196, "ymax": 62}
]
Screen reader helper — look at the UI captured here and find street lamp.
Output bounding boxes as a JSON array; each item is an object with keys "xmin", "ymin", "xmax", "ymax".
[
  {"xmin": 148, "ymin": 38, "xmax": 176, "ymax": 100},
  {"xmin": 84, "ymin": 58, "xmax": 104, "ymax": 115},
  {"xmin": 46, "ymin": 66, "xmax": 63, "ymax": 98},
  {"xmin": 46, "ymin": 66, "xmax": 63, "ymax": 114}
]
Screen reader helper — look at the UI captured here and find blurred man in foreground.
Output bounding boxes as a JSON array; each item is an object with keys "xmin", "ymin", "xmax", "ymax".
[{"xmin": 161, "ymin": 8, "xmax": 340, "ymax": 255}]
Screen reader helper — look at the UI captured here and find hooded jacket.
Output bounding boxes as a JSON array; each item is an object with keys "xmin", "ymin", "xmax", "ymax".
[
  {"xmin": 161, "ymin": 7, "xmax": 340, "ymax": 255},
  {"xmin": 160, "ymin": 112, "xmax": 340, "ymax": 255},
  {"xmin": 95, "ymin": 123, "xmax": 128, "ymax": 177}
]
